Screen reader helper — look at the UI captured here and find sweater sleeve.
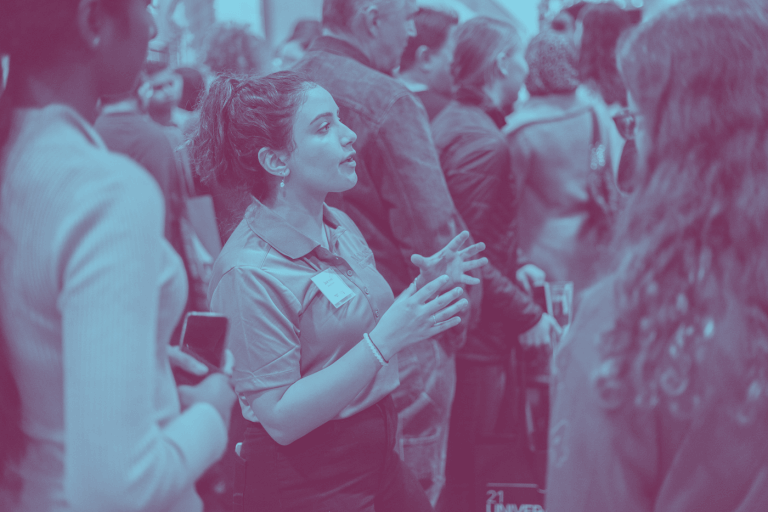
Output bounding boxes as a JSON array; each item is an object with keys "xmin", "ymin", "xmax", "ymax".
[{"xmin": 57, "ymin": 160, "xmax": 226, "ymax": 512}]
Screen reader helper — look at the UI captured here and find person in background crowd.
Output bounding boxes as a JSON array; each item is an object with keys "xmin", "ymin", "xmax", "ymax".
[
  {"xmin": 398, "ymin": 7, "xmax": 459, "ymax": 121},
  {"xmin": 293, "ymin": 0, "xmax": 480, "ymax": 503},
  {"xmin": 576, "ymin": 2, "xmax": 641, "ymax": 178},
  {"xmin": 175, "ymin": 66, "xmax": 205, "ymax": 112},
  {"xmin": 610, "ymin": 3, "xmax": 664, "ymax": 195},
  {"xmin": 272, "ymin": 19, "xmax": 323, "ymax": 71},
  {"xmin": 95, "ymin": 67, "xmax": 211, "ymax": 325},
  {"xmin": 144, "ymin": 60, "xmax": 183, "ymax": 127},
  {"xmin": 505, "ymin": 30, "xmax": 622, "ymax": 295},
  {"xmin": 203, "ymin": 22, "xmax": 268, "ymax": 76},
  {"xmin": 0, "ymin": 1, "xmax": 235, "ymax": 511},
  {"xmin": 547, "ymin": 1, "xmax": 768, "ymax": 509},
  {"xmin": 171, "ymin": 66, "xmax": 206, "ymax": 135},
  {"xmin": 432, "ymin": 17, "xmax": 563, "ymax": 512},
  {"xmin": 191, "ymin": 71, "xmax": 486, "ymax": 511},
  {"xmin": 549, "ymin": 1, "xmax": 588, "ymax": 39}
]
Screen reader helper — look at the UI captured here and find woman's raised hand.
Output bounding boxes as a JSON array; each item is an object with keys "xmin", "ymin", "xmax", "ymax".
[
  {"xmin": 370, "ymin": 275, "xmax": 469, "ymax": 361},
  {"xmin": 410, "ymin": 231, "xmax": 488, "ymax": 291}
]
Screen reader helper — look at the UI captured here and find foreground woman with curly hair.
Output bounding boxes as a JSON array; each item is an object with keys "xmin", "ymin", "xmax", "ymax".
[{"xmin": 546, "ymin": 1, "xmax": 768, "ymax": 510}]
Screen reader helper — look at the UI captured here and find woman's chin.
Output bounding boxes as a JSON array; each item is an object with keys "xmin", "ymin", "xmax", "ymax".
[{"xmin": 342, "ymin": 171, "xmax": 358, "ymax": 190}]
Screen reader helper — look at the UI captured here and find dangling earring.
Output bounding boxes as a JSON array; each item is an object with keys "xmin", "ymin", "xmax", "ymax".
[{"xmin": 280, "ymin": 174, "xmax": 285, "ymax": 188}]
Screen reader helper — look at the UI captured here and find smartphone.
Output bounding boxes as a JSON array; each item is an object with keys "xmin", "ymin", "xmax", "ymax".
[{"xmin": 175, "ymin": 312, "xmax": 229, "ymax": 385}]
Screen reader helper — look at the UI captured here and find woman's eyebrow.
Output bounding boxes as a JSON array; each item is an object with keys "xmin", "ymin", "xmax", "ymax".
[{"xmin": 310, "ymin": 112, "xmax": 334, "ymax": 125}]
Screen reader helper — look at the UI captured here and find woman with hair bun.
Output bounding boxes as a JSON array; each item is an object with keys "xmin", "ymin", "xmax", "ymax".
[
  {"xmin": 547, "ymin": 1, "xmax": 768, "ymax": 510},
  {"xmin": 0, "ymin": 1, "xmax": 235, "ymax": 511},
  {"xmin": 505, "ymin": 29, "xmax": 622, "ymax": 294},
  {"xmin": 430, "ymin": 17, "xmax": 562, "ymax": 512},
  {"xmin": 190, "ymin": 70, "xmax": 486, "ymax": 511}
]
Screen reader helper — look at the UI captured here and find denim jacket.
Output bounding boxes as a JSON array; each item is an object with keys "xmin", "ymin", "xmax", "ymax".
[{"xmin": 294, "ymin": 37, "xmax": 464, "ymax": 297}]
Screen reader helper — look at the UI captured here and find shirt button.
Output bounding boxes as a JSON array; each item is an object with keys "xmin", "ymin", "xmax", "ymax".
[
  {"xmin": 374, "ymin": 308, "xmax": 379, "ymax": 318},
  {"xmin": 346, "ymin": 269, "xmax": 353, "ymax": 277},
  {"xmin": 364, "ymin": 287, "xmax": 370, "ymax": 295}
]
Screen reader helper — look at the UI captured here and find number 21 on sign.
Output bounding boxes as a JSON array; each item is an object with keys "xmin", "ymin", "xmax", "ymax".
[{"xmin": 486, "ymin": 490, "xmax": 545, "ymax": 512}]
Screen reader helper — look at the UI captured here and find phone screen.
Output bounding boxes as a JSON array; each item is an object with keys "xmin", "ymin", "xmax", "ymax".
[{"xmin": 180, "ymin": 312, "xmax": 229, "ymax": 369}]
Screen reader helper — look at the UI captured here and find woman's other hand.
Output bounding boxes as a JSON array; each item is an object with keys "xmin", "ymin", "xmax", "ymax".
[
  {"xmin": 177, "ymin": 349, "xmax": 236, "ymax": 429},
  {"xmin": 519, "ymin": 313, "xmax": 563, "ymax": 348},
  {"xmin": 371, "ymin": 275, "xmax": 469, "ymax": 361},
  {"xmin": 410, "ymin": 231, "xmax": 488, "ymax": 291},
  {"xmin": 516, "ymin": 263, "xmax": 547, "ymax": 295}
]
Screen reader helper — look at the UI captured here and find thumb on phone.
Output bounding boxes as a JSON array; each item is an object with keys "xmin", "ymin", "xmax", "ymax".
[
  {"xmin": 221, "ymin": 349, "xmax": 235, "ymax": 376},
  {"xmin": 168, "ymin": 345, "xmax": 208, "ymax": 376}
]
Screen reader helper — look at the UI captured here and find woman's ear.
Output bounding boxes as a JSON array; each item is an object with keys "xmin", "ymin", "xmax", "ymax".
[
  {"xmin": 360, "ymin": 4, "xmax": 383, "ymax": 37},
  {"xmin": 415, "ymin": 45, "xmax": 433, "ymax": 72},
  {"xmin": 495, "ymin": 51, "xmax": 509, "ymax": 77},
  {"xmin": 258, "ymin": 147, "xmax": 290, "ymax": 178},
  {"xmin": 76, "ymin": 0, "xmax": 107, "ymax": 50}
]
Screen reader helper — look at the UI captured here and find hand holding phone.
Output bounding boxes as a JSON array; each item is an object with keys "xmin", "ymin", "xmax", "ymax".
[{"xmin": 173, "ymin": 312, "xmax": 229, "ymax": 386}]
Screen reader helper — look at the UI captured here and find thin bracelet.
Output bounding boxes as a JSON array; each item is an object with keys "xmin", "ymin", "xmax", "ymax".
[{"xmin": 364, "ymin": 333, "xmax": 388, "ymax": 366}]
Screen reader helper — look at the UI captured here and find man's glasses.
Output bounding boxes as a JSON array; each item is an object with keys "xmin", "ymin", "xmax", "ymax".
[{"xmin": 612, "ymin": 109, "xmax": 637, "ymax": 141}]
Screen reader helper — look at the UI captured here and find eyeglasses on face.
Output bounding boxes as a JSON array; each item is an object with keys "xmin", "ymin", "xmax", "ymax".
[{"xmin": 612, "ymin": 108, "xmax": 637, "ymax": 141}]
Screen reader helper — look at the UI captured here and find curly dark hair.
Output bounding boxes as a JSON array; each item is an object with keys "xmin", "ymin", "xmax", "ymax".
[
  {"xmin": 204, "ymin": 22, "xmax": 268, "ymax": 75},
  {"xmin": 596, "ymin": 0, "xmax": 768, "ymax": 422},
  {"xmin": 188, "ymin": 71, "xmax": 316, "ymax": 231}
]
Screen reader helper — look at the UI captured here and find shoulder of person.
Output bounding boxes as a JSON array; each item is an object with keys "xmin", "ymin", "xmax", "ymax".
[{"xmin": 504, "ymin": 94, "xmax": 592, "ymax": 138}]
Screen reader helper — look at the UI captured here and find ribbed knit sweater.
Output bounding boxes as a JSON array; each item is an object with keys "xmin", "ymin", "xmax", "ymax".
[{"xmin": 0, "ymin": 104, "xmax": 227, "ymax": 512}]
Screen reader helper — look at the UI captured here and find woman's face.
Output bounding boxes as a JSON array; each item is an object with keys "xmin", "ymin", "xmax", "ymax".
[
  {"xmin": 283, "ymin": 86, "xmax": 358, "ymax": 196},
  {"xmin": 499, "ymin": 45, "xmax": 529, "ymax": 114}
]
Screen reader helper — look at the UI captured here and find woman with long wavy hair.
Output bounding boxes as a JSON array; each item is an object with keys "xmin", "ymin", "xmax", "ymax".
[{"xmin": 546, "ymin": 1, "xmax": 768, "ymax": 510}]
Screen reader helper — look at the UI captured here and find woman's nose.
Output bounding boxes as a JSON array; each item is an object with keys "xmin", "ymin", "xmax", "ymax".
[{"xmin": 342, "ymin": 124, "xmax": 357, "ymax": 146}]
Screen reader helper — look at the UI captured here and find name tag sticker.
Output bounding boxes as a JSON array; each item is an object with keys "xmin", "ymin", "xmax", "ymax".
[{"xmin": 311, "ymin": 268, "xmax": 355, "ymax": 308}]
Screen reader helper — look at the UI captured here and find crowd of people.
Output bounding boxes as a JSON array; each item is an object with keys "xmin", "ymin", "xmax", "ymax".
[{"xmin": 1, "ymin": 0, "xmax": 768, "ymax": 511}]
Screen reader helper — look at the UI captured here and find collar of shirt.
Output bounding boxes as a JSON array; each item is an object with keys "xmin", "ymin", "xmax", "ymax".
[
  {"xmin": 307, "ymin": 36, "xmax": 374, "ymax": 70},
  {"xmin": 455, "ymin": 86, "xmax": 507, "ymax": 129},
  {"xmin": 16, "ymin": 104, "xmax": 108, "ymax": 152},
  {"xmin": 244, "ymin": 198, "xmax": 344, "ymax": 260},
  {"xmin": 400, "ymin": 78, "xmax": 429, "ymax": 94}
]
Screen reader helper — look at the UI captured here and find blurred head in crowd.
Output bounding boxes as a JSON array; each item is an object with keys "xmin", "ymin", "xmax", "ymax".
[
  {"xmin": 599, "ymin": 0, "xmax": 768, "ymax": 415},
  {"xmin": 524, "ymin": 30, "xmax": 579, "ymax": 97},
  {"xmin": 398, "ymin": 7, "xmax": 459, "ymax": 95},
  {"xmin": 273, "ymin": 19, "xmax": 323, "ymax": 71},
  {"xmin": 550, "ymin": 1, "xmax": 589, "ymax": 37},
  {"xmin": 451, "ymin": 16, "xmax": 526, "ymax": 115},
  {"xmin": 204, "ymin": 22, "xmax": 268, "ymax": 76},
  {"xmin": 322, "ymin": 0, "xmax": 418, "ymax": 74},
  {"xmin": 174, "ymin": 67, "xmax": 205, "ymax": 112},
  {"xmin": 144, "ymin": 60, "xmax": 182, "ymax": 122},
  {"xmin": 578, "ymin": 3, "xmax": 641, "ymax": 106}
]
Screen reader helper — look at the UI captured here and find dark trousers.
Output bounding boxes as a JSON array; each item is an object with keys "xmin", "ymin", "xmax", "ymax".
[
  {"xmin": 436, "ymin": 358, "xmax": 519, "ymax": 512},
  {"xmin": 236, "ymin": 395, "xmax": 432, "ymax": 512}
]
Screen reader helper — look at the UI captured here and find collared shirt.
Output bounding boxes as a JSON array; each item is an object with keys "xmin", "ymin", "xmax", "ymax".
[{"xmin": 208, "ymin": 199, "xmax": 399, "ymax": 422}]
